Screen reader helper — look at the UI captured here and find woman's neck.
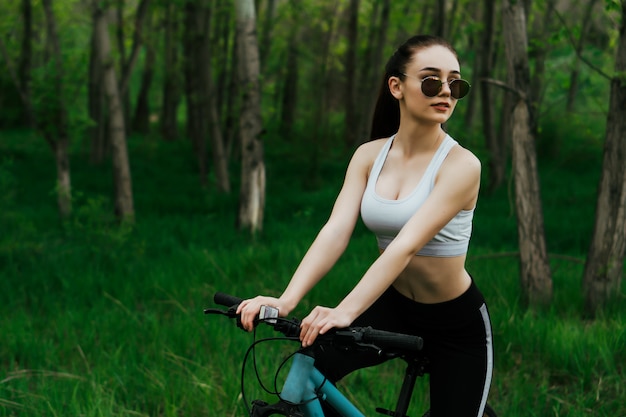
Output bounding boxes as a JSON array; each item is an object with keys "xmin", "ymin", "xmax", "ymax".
[{"xmin": 394, "ymin": 124, "xmax": 444, "ymax": 154}]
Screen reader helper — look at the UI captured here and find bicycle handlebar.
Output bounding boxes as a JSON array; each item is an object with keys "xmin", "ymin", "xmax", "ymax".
[
  {"xmin": 208, "ymin": 292, "xmax": 424, "ymax": 354},
  {"xmin": 337, "ymin": 327, "xmax": 424, "ymax": 352},
  {"xmin": 214, "ymin": 292, "xmax": 243, "ymax": 307}
]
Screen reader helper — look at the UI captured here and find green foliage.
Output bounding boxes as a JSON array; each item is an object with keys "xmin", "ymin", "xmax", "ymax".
[
  {"xmin": 604, "ymin": 0, "xmax": 622, "ymax": 14},
  {"xmin": 0, "ymin": 157, "xmax": 39, "ymax": 264},
  {"xmin": 0, "ymin": 1, "xmax": 625, "ymax": 415},
  {"xmin": 1, "ymin": 127, "xmax": 625, "ymax": 416}
]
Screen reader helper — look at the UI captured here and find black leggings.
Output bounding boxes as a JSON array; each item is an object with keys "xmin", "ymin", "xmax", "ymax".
[{"xmin": 314, "ymin": 280, "xmax": 493, "ymax": 417}]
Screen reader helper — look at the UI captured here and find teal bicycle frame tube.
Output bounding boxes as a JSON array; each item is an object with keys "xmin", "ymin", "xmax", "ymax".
[{"xmin": 280, "ymin": 353, "xmax": 366, "ymax": 417}]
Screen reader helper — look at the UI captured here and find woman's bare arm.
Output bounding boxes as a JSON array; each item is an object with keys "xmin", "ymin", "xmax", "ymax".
[
  {"xmin": 237, "ymin": 141, "xmax": 382, "ymax": 330},
  {"xmin": 299, "ymin": 146, "xmax": 481, "ymax": 345}
]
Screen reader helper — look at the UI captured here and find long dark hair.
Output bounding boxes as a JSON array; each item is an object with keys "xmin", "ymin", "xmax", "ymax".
[{"xmin": 369, "ymin": 35, "xmax": 458, "ymax": 140}]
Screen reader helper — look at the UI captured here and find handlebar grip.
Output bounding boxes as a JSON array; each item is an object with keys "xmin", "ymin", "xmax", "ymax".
[
  {"xmin": 361, "ymin": 327, "xmax": 424, "ymax": 352},
  {"xmin": 214, "ymin": 292, "xmax": 243, "ymax": 307}
]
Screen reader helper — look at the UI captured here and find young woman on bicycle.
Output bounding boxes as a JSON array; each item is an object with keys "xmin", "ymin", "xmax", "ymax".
[{"xmin": 237, "ymin": 35, "xmax": 493, "ymax": 417}]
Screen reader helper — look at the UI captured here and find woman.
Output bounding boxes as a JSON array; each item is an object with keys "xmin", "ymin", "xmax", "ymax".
[{"xmin": 237, "ymin": 35, "xmax": 493, "ymax": 416}]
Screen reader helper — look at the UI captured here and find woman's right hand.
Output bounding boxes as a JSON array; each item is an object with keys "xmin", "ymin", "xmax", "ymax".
[{"xmin": 236, "ymin": 296, "xmax": 291, "ymax": 331}]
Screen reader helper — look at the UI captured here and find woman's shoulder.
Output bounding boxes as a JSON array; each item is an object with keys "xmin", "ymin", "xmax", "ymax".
[
  {"xmin": 354, "ymin": 137, "xmax": 390, "ymax": 159},
  {"xmin": 443, "ymin": 139, "xmax": 481, "ymax": 180},
  {"xmin": 446, "ymin": 136, "xmax": 480, "ymax": 165},
  {"xmin": 343, "ymin": 137, "xmax": 391, "ymax": 176},
  {"xmin": 348, "ymin": 137, "xmax": 389, "ymax": 168}
]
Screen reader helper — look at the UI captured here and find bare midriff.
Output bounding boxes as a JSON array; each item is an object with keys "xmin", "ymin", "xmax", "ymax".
[{"xmin": 382, "ymin": 248, "xmax": 472, "ymax": 304}]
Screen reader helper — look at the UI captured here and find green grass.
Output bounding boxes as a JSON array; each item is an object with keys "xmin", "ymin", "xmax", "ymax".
[{"xmin": 0, "ymin": 127, "xmax": 624, "ymax": 417}]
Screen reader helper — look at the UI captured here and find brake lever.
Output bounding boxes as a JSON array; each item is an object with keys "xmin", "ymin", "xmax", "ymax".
[
  {"xmin": 333, "ymin": 329, "xmax": 384, "ymax": 355},
  {"xmin": 204, "ymin": 305, "xmax": 251, "ymax": 331},
  {"xmin": 203, "ymin": 308, "xmax": 228, "ymax": 315},
  {"xmin": 203, "ymin": 305, "xmax": 239, "ymax": 318}
]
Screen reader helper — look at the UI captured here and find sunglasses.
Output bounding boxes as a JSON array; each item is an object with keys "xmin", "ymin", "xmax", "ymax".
[{"xmin": 401, "ymin": 74, "xmax": 471, "ymax": 100}]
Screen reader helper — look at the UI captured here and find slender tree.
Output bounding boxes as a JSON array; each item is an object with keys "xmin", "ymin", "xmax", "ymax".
[
  {"xmin": 181, "ymin": 0, "xmax": 230, "ymax": 192},
  {"xmin": 279, "ymin": 1, "xmax": 299, "ymax": 138},
  {"xmin": 566, "ymin": 0, "xmax": 600, "ymax": 113},
  {"xmin": 41, "ymin": 0, "xmax": 72, "ymax": 218},
  {"xmin": 111, "ymin": 0, "xmax": 150, "ymax": 127},
  {"xmin": 93, "ymin": 2, "xmax": 135, "ymax": 223},
  {"xmin": 235, "ymin": 0, "xmax": 265, "ymax": 233},
  {"xmin": 225, "ymin": 8, "xmax": 239, "ymax": 157},
  {"xmin": 119, "ymin": 0, "xmax": 151, "ymax": 98},
  {"xmin": 434, "ymin": 0, "xmax": 446, "ymax": 38},
  {"xmin": 0, "ymin": 0, "xmax": 73, "ymax": 218},
  {"xmin": 583, "ymin": 0, "xmax": 626, "ymax": 315},
  {"xmin": 132, "ymin": 40, "xmax": 155, "ymax": 134},
  {"xmin": 204, "ymin": 5, "xmax": 230, "ymax": 193},
  {"xmin": 417, "ymin": 2, "xmax": 433, "ymax": 35},
  {"xmin": 115, "ymin": 0, "xmax": 132, "ymax": 130},
  {"xmin": 357, "ymin": 0, "xmax": 390, "ymax": 143},
  {"xmin": 301, "ymin": 2, "xmax": 340, "ymax": 188},
  {"xmin": 160, "ymin": 1, "xmax": 181, "ymax": 142},
  {"xmin": 88, "ymin": 27, "xmax": 108, "ymax": 165},
  {"xmin": 462, "ymin": 1, "xmax": 481, "ymax": 130},
  {"xmin": 183, "ymin": 0, "xmax": 210, "ymax": 185},
  {"xmin": 258, "ymin": 0, "xmax": 275, "ymax": 70},
  {"xmin": 213, "ymin": 0, "xmax": 232, "ymax": 125},
  {"xmin": 503, "ymin": 0, "xmax": 553, "ymax": 306},
  {"xmin": 19, "ymin": 0, "xmax": 33, "ymax": 127},
  {"xmin": 344, "ymin": 0, "xmax": 360, "ymax": 148},
  {"xmin": 478, "ymin": 0, "xmax": 505, "ymax": 192},
  {"xmin": 528, "ymin": 0, "xmax": 557, "ymax": 136}
]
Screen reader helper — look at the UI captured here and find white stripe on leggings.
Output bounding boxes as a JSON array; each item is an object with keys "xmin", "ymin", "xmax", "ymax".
[{"xmin": 477, "ymin": 303, "xmax": 493, "ymax": 417}]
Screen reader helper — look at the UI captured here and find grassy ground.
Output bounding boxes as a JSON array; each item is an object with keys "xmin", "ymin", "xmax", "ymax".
[{"xmin": 0, "ymin": 127, "xmax": 624, "ymax": 416}]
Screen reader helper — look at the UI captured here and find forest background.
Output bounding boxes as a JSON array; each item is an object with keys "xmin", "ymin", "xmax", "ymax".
[{"xmin": 0, "ymin": 0, "xmax": 625, "ymax": 416}]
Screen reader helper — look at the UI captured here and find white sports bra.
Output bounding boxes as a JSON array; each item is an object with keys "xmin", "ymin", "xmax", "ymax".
[{"xmin": 360, "ymin": 134, "xmax": 473, "ymax": 257}]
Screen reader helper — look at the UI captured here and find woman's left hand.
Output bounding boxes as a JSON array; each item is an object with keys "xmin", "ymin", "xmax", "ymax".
[{"xmin": 299, "ymin": 306, "xmax": 353, "ymax": 347}]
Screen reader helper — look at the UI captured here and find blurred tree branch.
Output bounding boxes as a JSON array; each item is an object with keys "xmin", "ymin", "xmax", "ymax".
[{"xmin": 554, "ymin": 8, "xmax": 612, "ymax": 80}]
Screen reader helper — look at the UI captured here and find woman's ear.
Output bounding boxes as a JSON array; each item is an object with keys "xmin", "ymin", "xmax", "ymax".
[{"xmin": 389, "ymin": 76, "xmax": 403, "ymax": 100}]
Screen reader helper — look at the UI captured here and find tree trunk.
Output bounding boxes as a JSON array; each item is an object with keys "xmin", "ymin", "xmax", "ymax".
[
  {"xmin": 161, "ymin": 2, "xmax": 180, "ymax": 142},
  {"xmin": 183, "ymin": 0, "xmax": 210, "ymax": 185},
  {"xmin": 343, "ymin": 0, "xmax": 359, "ymax": 148},
  {"xmin": 305, "ymin": 3, "xmax": 338, "ymax": 188},
  {"xmin": 132, "ymin": 42, "xmax": 155, "ymax": 134},
  {"xmin": 115, "ymin": 0, "xmax": 132, "ymax": 132},
  {"xmin": 479, "ymin": 0, "xmax": 504, "ymax": 192},
  {"xmin": 463, "ymin": 18, "xmax": 480, "ymax": 129},
  {"xmin": 417, "ymin": 2, "xmax": 432, "ymax": 35},
  {"xmin": 94, "ymin": 4, "xmax": 135, "ymax": 223},
  {"xmin": 88, "ymin": 29, "xmax": 108, "ymax": 165},
  {"xmin": 119, "ymin": 0, "xmax": 151, "ymax": 98},
  {"xmin": 0, "ymin": 1, "xmax": 72, "ymax": 218},
  {"xmin": 566, "ymin": 0, "xmax": 599, "ymax": 113},
  {"xmin": 235, "ymin": 0, "xmax": 265, "ymax": 234},
  {"xmin": 42, "ymin": 0, "xmax": 72, "ymax": 218},
  {"xmin": 216, "ymin": 0, "xmax": 238, "ymax": 158},
  {"xmin": 583, "ymin": 2, "xmax": 626, "ymax": 314},
  {"xmin": 19, "ymin": 0, "xmax": 33, "ymax": 127},
  {"xmin": 208, "ymin": 92, "xmax": 231, "ymax": 193},
  {"xmin": 214, "ymin": 0, "xmax": 229, "ymax": 117},
  {"xmin": 279, "ymin": 2, "xmax": 299, "ymax": 138},
  {"xmin": 503, "ymin": 0, "xmax": 552, "ymax": 307},
  {"xmin": 280, "ymin": 37, "xmax": 298, "ymax": 137},
  {"xmin": 434, "ymin": 0, "xmax": 446, "ymax": 38},
  {"xmin": 528, "ymin": 0, "xmax": 556, "ymax": 137},
  {"xmin": 53, "ymin": 138, "xmax": 71, "ymax": 217},
  {"xmin": 358, "ymin": 0, "xmax": 390, "ymax": 143},
  {"xmin": 225, "ymin": 20, "xmax": 239, "ymax": 158},
  {"xmin": 258, "ymin": 0, "xmax": 275, "ymax": 71},
  {"xmin": 202, "ymin": 6, "xmax": 230, "ymax": 193},
  {"xmin": 446, "ymin": 0, "xmax": 462, "ymax": 42}
]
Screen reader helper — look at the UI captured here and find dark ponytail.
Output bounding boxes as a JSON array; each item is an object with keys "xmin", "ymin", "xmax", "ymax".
[{"xmin": 369, "ymin": 35, "xmax": 458, "ymax": 141}]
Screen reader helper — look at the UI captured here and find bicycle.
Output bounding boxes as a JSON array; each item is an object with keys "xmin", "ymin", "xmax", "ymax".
[{"xmin": 206, "ymin": 291, "xmax": 498, "ymax": 417}]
